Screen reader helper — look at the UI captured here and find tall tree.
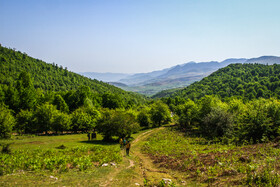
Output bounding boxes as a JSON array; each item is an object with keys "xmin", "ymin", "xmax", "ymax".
[
  {"xmin": 16, "ymin": 72, "xmax": 36, "ymax": 111},
  {"xmin": 34, "ymin": 103, "xmax": 59, "ymax": 134},
  {"xmin": 53, "ymin": 94, "xmax": 69, "ymax": 113}
]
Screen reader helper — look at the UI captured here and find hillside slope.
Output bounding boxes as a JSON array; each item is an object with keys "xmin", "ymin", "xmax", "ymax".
[
  {"xmin": 154, "ymin": 63, "xmax": 280, "ymax": 100},
  {"xmin": 80, "ymin": 56, "xmax": 280, "ymax": 96},
  {"xmin": 0, "ymin": 46, "xmax": 146, "ymax": 103}
]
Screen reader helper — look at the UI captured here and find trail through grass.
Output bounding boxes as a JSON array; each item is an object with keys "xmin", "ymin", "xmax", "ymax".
[
  {"xmin": 4, "ymin": 126, "xmax": 278, "ymax": 186},
  {"xmin": 1, "ymin": 128, "xmax": 174, "ymax": 186}
]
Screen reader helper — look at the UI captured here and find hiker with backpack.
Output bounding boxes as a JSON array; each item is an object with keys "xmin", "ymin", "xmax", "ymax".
[
  {"xmin": 119, "ymin": 138, "xmax": 123, "ymax": 149},
  {"xmin": 126, "ymin": 140, "xmax": 131, "ymax": 156}
]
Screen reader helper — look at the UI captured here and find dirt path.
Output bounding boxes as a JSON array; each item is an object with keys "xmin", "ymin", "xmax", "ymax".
[
  {"xmin": 101, "ymin": 127, "xmax": 182, "ymax": 187},
  {"xmin": 130, "ymin": 127, "xmax": 180, "ymax": 186}
]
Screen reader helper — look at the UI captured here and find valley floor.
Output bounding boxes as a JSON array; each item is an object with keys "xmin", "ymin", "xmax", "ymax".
[{"xmin": 1, "ymin": 126, "xmax": 280, "ymax": 186}]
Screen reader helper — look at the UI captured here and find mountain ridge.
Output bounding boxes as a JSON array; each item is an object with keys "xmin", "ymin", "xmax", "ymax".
[
  {"xmin": 154, "ymin": 63, "xmax": 280, "ymax": 100},
  {"xmin": 80, "ymin": 56, "xmax": 280, "ymax": 96}
]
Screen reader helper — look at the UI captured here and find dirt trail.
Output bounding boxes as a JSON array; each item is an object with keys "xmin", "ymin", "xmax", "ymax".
[
  {"xmin": 99, "ymin": 127, "xmax": 183, "ymax": 187},
  {"xmin": 101, "ymin": 127, "xmax": 181, "ymax": 187},
  {"xmin": 130, "ymin": 127, "xmax": 180, "ymax": 186}
]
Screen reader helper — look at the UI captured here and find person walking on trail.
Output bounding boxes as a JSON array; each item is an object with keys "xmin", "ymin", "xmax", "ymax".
[
  {"xmin": 126, "ymin": 140, "xmax": 131, "ymax": 156},
  {"xmin": 119, "ymin": 138, "xmax": 123, "ymax": 149},
  {"xmin": 123, "ymin": 138, "xmax": 127, "ymax": 146}
]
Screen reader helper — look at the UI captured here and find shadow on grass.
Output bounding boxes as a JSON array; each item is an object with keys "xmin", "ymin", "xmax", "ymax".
[{"xmin": 79, "ymin": 140, "xmax": 118, "ymax": 146}]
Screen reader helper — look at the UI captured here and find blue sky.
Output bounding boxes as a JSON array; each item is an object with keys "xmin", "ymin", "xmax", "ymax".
[{"xmin": 1, "ymin": 0, "xmax": 280, "ymax": 73}]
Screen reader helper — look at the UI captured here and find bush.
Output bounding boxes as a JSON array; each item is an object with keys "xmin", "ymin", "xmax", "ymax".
[
  {"xmin": 202, "ymin": 106, "xmax": 234, "ymax": 139},
  {"xmin": 1, "ymin": 143, "xmax": 12, "ymax": 154},
  {"xmin": 137, "ymin": 108, "xmax": 151, "ymax": 127}
]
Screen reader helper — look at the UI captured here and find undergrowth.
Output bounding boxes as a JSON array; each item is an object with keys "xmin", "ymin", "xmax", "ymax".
[
  {"xmin": 142, "ymin": 127, "xmax": 280, "ymax": 186},
  {"xmin": 0, "ymin": 145, "xmax": 122, "ymax": 176}
]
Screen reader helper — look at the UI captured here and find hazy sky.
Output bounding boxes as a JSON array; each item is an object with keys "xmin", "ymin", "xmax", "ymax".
[{"xmin": 1, "ymin": 0, "xmax": 280, "ymax": 73}]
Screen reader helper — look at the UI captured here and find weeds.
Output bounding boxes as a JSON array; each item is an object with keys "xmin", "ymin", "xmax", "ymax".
[
  {"xmin": 0, "ymin": 145, "xmax": 122, "ymax": 175},
  {"xmin": 56, "ymin": 144, "xmax": 67, "ymax": 149},
  {"xmin": 1, "ymin": 143, "xmax": 13, "ymax": 154},
  {"xmin": 142, "ymin": 127, "xmax": 280, "ymax": 186},
  {"xmin": 246, "ymin": 164, "xmax": 280, "ymax": 186}
]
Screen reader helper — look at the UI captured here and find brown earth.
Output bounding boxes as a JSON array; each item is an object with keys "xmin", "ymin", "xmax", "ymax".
[{"xmin": 99, "ymin": 127, "xmax": 188, "ymax": 187}]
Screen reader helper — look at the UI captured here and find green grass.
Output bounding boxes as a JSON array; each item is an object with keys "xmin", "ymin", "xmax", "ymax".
[
  {"xmin": 142, "ymin": 127, "xmax": 280, "ymax": 186},
  {"xmin": 0, "ymin": 167, "xmax": 114, "ymax": 186},
  {"xmin": 0, "ymin": 132, "xmax": 123, "ymax": 185},
  {"xmin": 0, "ymin": 133, "xmax": 113, "ymax": 150},
  {"xmin": 0, "ymin": 129, "xmax": 152, "ymax": 186}
]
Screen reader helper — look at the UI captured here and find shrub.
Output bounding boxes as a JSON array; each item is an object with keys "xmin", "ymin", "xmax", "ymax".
[
  {"xmin": 202, "ymin": 106, "xmax": 234, "ymax": 139},
  {"xmin": 1, "ymin": 143, "xmax": 12, "ymax": 154}
]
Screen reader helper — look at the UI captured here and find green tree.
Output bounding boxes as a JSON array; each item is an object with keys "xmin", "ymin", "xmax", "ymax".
[
  {"xmin": 137, "ymin": 108, "xmax": 151, "ymax": 127},
  {"xmin": 0, "ymin": 104, "xmax": 15, "ymax": 138},
  {"xmin": 16, "ymin": 72, "xmax": 36, "ymax": 111},
  {"xmin": 53, "ymin": 94, "xmax": 69, "ymax": 113},
  {"xmin": 53, "ymin": 112, "xmax": 71, "ymax": 134},
  {"xmin": 34, "ymin": 103, "xmax": 59, "ymax": 133},
  {"xmin": 197, "ymin": 95, "xmax": 223, "ymax": 122},
  {"xmin": 96, "ymin": 109, "xmax": 139, "ymax": 140},
  {"xmin": 0, "ymin": 85, "xmax": 5, "ymax": 103},
  {"xmin": 177, "ymin": 99, "xmax": 199, "ymax": 130},
  {"xmin": 240, "ymin": 99, "xmax": 273, "ymax": 143},
  {"xmin": 74, "ymin": 85, "xmax": 92, "ymax": 109},
  {"xmin": 71, "ymin": 106, "xmax": 100, "ymax": 132},
  {"xmin": 4, "ymin": 85, "xmax": 19, "ymax": 112},
  {"xmin": 202, "ymin": 106, "xmax": 233, "ymax": 139},
  {"xmin": 149, "ymin": 101, "xmax": 171, "ymax": 127},
  {"xmin": 16, "ymin": 109, "xmax": 35, "ymax": 134},
  {"xmin": 102, "ymin": 92, "xmax": 124, "ymax": 109}
]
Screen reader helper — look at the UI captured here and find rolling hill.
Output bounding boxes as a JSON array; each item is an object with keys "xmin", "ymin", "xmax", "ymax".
[
  {"xmin": 81, "ymin": 56, "xmax": 280, "ymax": 96},
  {"xmin": 153, "ymin": 63, "xmax": 280, "ymax": 100},
  {"xmin": 0, "ymin": 46, "xmax": 146, "ymax": 103}
]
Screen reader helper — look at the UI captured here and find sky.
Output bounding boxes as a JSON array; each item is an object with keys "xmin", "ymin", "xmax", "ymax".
[{"xmin": 1, "ymin": 0, "xmax": 280, "ymax": 73}]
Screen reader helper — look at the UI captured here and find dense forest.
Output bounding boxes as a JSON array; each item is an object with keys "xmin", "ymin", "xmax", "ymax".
[
  {"xmin": 2, "ymin": 45, "xmax": 280, "ymax": 147},
  {"xmin": 161, "ymin": 95, "xmax": 280, "ymax": 144},
  {"xmin": 0, "ymin": 46, "xmax": 173, "ymax": 139},
  {"xmin": 155, "ymin": 63, "xmax": 280, "ymax": 100},
  {"xmin": 0, "ymin": 46, "xmax": 145, "ymax": 102},
  {"xmin": 156, "ymin": 63, "xmax": 280, "ymax": 144}
]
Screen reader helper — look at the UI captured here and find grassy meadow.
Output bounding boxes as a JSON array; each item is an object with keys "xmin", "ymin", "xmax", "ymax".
[
  {"xmin": 142, "ymin": 127, "xmax": 280, "ymax": 186},
  {"xmin": 0, "ymin": 129, "xmax": 152, "ymax": 186},
  {"xmin": 2, "ymin": 127, "xmax": 280, "ymax": 186},
  {"xmin": 0, "ymin": 133, "xmax": 123, "ymax": 186}
]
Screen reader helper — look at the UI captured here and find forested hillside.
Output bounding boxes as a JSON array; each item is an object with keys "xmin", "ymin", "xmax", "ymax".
[
  {"xmin": 0, "ymin": 46, "xmax": 145, "ymax": 103},
  {"xmin": 0, "ymin": 46, "xmax": 160, "ymax": 139},
  {"xmin": 156, "ymin": 63, "xmax": 280, "ymax": 100}
]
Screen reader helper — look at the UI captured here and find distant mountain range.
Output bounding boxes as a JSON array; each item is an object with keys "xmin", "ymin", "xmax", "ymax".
[
  {"xmin": 80, "ymin": 56, "xmax": 280, "ymax": 96},
  {"xmin": 80, "ymin": 72, "xmax": 130, "ymax": 82}
]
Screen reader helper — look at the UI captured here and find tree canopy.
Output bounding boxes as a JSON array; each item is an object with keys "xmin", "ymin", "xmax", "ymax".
[{"xmin": 156, "ymin": 63, "xmax": 280, "ymax": 101}]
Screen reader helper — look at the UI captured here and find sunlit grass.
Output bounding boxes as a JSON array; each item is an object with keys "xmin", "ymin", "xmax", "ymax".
[{"xmin": 142, "ymin": 127, "xmax": 280, "ymax": 186}]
